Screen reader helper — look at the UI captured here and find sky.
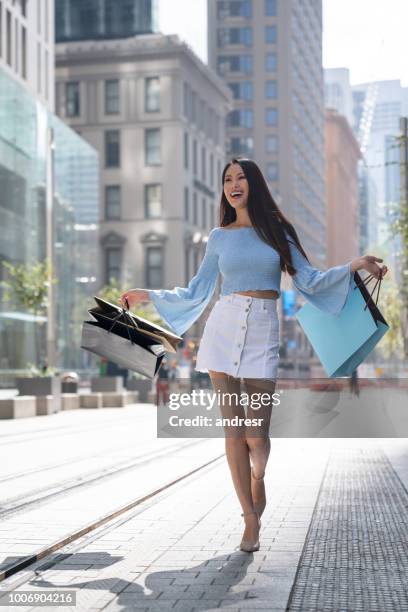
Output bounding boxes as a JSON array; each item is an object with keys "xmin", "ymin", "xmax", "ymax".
[{"xmin": 158, "ymin": 0, "xmax": 408, "ymax": 86}]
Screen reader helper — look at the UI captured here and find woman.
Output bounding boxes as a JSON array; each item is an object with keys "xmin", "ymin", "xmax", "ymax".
[{"xmin": 119, "ymin": 158, "xmax": 387, "ymax": 552}]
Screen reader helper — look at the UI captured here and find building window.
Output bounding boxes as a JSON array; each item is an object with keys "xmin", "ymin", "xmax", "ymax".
[
  {"xmin": 45, "ymin": 49, "xmax": 49, "ymax": 99},
  {"xmin": 265, "ymin": 25, "xmax": 277, "ymax": 43},
  {"xmin": 185, "ymin": 248, "xmax": 190, "ymax": 285},
  {"xmin": 217, "ymin": 54, "xmax": 253, "ymax": 75},
  {"xmin": 265, "ymin": 108, "xmax": 278, "ymax": 126},
  {"xmin": 105, "ymin": 79, "xmax": 120, "ymax": 114},
  {"xmin": 217, "ymin": 0, "xmax": 252, "ymax": 18},
  {"xmin": 201, "ymin": 146, "xmax": 206, "ymax": 183},
  {"xmin": 228, "ymin": 109, "xmax": 253, "ymax": 128},
  {"xmin": 193, "ymin": 139, "xmax": 197, "ymax": 175},
  {"xmin": 265, "ymin": 52, "xmax": 277, "ymax": 72},
  {"xmin": 266, "ymin": 135, "xmax": 278, "ymax": 153},
  {"xmin": 229, "ymin": 136, "xmax": 254, "ymax": 157},
  {"xmin": 184, "ymin": 132, "xmax": 189, "ymax": 169},
  {"xmin": 145, "ymin": 77, "xmax": 160, "ymax": 112},
  {"xmin": 145, "ymin": 246, "xmax": 163, "ymax": 288},
  {"xmin": 183, "ymin": 82, "xmax": 189, "ymax": 118},
  {"xmin": 202, "ymin": 198, "xmax": 207, "ymax": 229},
  {"xmin": 44, "ymin": 0, "xmax": 49, "ymax": 41},
  {"xmin": 105, "ymin": 130, "xmax": 120, "ymax": 167},
  {"xmin": 191, "ymin": 90, "xmax": 197, "ymax": 124},
  {"xmin": 184, "ymin": 186, "xmax": 189, "ymax": 221},
  {"xmin": 266, "ymin": 162, "xmax": 279, "ymax": 181},
  {"xmin": 217, "ymin": 27, "xmax": 252, "ymax": 48},
  {"xmin": 193, "ymin": 192, "xmax": 198, "ymax": 225},
  {"xmin": 265, "ymin": 80, "xmax": 277, "ymax": 98},
  {"xmin": 37, "ymin": 0, "xmax": 41, "ymax": 35},
  {"xmin": 37, "ymin": 41, "xmax": 41, "ymax": 93},
  {"xmin": 265, "ymin": 0, "xmax": 276, "ymax": 16},
  {"xmin": 210, "ymin": 154, "xmax": 214, "ymax": 187},
  {"xmin": 6, "ymin": 10, "xmax": 12, "ymax": 66},
  {"xmin": 15, "ymin": 18, "xmax": 19, "ymax": 74},
  {"xmin": 66, "ymin": 82, "xmax": 80, "ymax": 117},
  {"xmin": 105, "ymin": 185, "xmax": 121, "ymax": 220},
  {"xmin": 228, "ymin": 81, "xmax": 253, "ymax": 101},
  {"xmin": 106, "ymin": 247, "xmax": 121, "ymax": 283},
  {"xmin": 145, "ymin": 128, "xmax": 161, "ymax": 165},
  {"xmin": 21, "ymin": 27, "xmax": 27, "ymax": 78},
  {"xmin": 144, "ymin": 184, "xmax": 162, "ymax": 218}
]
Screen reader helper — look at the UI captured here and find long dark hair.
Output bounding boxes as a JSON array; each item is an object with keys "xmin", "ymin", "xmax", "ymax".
[{"xmin": 219, "ymin": 157, "xmax": 310, "ymax": 276}]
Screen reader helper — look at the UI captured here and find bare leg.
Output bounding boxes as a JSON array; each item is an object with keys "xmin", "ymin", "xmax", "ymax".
[
  {"xmin": 242, "ymin": 377, "xmax": 276, "ymax": 518},
  {"xmin": 208, "ymin": 371, "xmax": 259, "ymax": 546}
]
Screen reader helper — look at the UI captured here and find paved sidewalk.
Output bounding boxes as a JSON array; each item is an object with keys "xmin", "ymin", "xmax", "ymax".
[
  {"xmin": 1, "ymin": 438, "xmax": 328, "ymax": 611},
  {"xmin": 2, "ymin": 439, "xmax": 408, "ymax": 611}
]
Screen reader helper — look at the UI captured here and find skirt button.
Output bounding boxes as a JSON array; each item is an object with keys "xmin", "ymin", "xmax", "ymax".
[
  {"xmin": 245, "ymin": 308, "xmax": 249, "ymax": 312},
  {"xmin": 234, "ymin": 361, "xmax": 238, "ymax": 365}
]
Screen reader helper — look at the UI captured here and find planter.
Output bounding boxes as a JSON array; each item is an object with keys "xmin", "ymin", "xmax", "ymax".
[
  {"xmin": 126, "ymin": 378, "xmax": 152, "ymax": 403},
  {"xmin": 16, "ymin": 376, "xmax": 61, "ymax": 397},
  {"xmin": 91, "ymin": 376, "xmax": 123, "ymax": 392},
  {"xmin": 62, "ymin": 381, "xmax": 78, "ymax": 393}
]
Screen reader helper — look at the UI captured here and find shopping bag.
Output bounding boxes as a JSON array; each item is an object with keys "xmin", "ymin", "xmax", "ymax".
[
  {"xmin": 81, "ymin": 297, "xmax": 182, "ymax": 379},
  {"xmin": 89, "ymin": 296, "xmax": 182, "ymax": 354},
  {"xmin": 295, "ymin": 271, "xmax": 389, "ymax": 378}
]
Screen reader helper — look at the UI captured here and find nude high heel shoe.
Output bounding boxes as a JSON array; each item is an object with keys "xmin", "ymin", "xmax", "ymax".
[{"xmin": 239, "ymin": 510, "xmax": 261, "ymax": 552}]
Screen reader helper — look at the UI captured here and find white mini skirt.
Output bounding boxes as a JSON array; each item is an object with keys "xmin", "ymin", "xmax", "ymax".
[{"xmin": 195, "ymin": 293, "xmax": 280, "ymax": 380}]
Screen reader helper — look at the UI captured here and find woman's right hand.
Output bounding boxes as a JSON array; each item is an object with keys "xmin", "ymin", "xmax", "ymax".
[{"xmin": 118, "ymin": 288, "xmax": 150, "ymax": 309}]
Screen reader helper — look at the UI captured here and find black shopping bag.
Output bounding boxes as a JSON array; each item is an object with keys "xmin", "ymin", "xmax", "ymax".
[{"xmin": 81, "ymin": 297, "xmax": 182, "ymax": 379}]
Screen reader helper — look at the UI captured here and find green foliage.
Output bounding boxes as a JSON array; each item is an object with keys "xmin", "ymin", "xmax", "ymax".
[
  {"xmin": 376, "ymin": 283, "xmax": 404, "ymax": 359},
  {"xmin": 2, "ymin": 259, "xmax": 57, "ymax": 315},
  {"xmin": 25, "ymin": 363, "xmax": 60, "ymax": 377},
  {"xmin": 2, "ymin": 259, "xmax": 58, "ymax": 369}
]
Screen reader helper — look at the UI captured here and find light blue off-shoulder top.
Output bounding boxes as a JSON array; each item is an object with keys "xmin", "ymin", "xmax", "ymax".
[{"xmin": 147, "ymin": 226, "xmax": 354, "ymax": 336}]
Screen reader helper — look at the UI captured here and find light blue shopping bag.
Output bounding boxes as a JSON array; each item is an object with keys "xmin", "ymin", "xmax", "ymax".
[{"xmin": 295, "ymin": 272, "xmax": 389, "ymax": 378}]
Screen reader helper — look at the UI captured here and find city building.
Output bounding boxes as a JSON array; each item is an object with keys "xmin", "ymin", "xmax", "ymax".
[
  {"xmin": 324, "ymin": 67, "xmax": 353, "ymax": 127},
  {"xmin": 352, "ymin": 79, "xmax": 406, "ymax": 275},
  {"xmin": 0, "ymin": 0, "xmax": 55, "ymax": 110},
  {"xmin": 323, "ymin": 67, "xmax": 376, "ymax": 255},
  {"xmin": 208, "ymin": 0, "xmax": 326, "ymax": 373},
  {"xmin": 55, "ymin": 33, "xmax": 231, "ymax": 341},
  {"xmin": 55, "ymin": 0, "xmax": 159, "ymax": 43},
  {"xmin": 325, "ymin": 109, "xmax": 361, "ymax": 268},
  {"xmin": 208, "ymin": 0, "xmax": 326, "ymax": 267},
  {"xmin": 0, "ymin": 0, "xmax": 99, "ymax": 374}
]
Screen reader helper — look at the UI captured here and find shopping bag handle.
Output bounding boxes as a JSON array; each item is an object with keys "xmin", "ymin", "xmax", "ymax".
[
  {"xmin": 108, "ymin": 307, "xmax": 139, "ymax": 345},
  {"xmin": 354, "ymin": 270, "xmax": 383, "ymax": 311}
]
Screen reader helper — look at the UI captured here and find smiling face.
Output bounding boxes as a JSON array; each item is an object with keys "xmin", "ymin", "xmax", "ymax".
[{"xmin": 223, "ymin": 163, "xmax": 249, "ymax": 209}]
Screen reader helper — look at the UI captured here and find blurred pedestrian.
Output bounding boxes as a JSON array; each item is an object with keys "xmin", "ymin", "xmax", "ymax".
[
  {"xmin": 350, "ymin": 368, "xmax": 360, "ymax": 397},
  {"xmin": 156, "ymin": 357, "xmax": 170, "ymax": 407}
]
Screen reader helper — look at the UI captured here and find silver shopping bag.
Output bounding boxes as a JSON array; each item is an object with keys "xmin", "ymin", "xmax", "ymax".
[{"xmin": 81, "ymin": 304, "xmax": 168, "ymax": 379}]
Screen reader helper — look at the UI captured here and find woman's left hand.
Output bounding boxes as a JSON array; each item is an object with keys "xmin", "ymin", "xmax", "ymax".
[{"xmin": 351, "ymin": 255, "xmax": 388, "ymax": 280}]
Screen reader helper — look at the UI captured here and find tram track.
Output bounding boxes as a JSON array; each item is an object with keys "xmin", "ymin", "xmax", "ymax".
[
  {"xmin": 0, "ymin": 448, "xmax": 225, "ymax": 583},
  {"xmin": 0, "ymin": 438, "xmax": 211, "ymax": 519}
]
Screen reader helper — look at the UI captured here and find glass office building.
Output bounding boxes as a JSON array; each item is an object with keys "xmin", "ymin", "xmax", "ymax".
[
  {"xmin": 0, "ymin": 69, "xmax": 98, "ymax": 373},
  {"xmin": 55, "ymin": 0, "xmax": 159, "ymax": 43}
]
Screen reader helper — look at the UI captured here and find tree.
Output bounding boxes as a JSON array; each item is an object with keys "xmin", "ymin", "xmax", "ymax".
[
  {"xmin": 376, "ymin": 282, "xmax": 404, "ymax": 360},
  {"xmin": 2, "ymin": 259, "xmax": 57, "ymax": 368},
  {"xmin": 393, "ymin": 126, "xmax": 408, "ymax": 356}
]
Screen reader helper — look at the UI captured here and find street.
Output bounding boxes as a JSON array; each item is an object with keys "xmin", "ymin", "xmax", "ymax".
[{"xmin": 0, "ymin": 401, "xmax": 408, "ymax": 610}]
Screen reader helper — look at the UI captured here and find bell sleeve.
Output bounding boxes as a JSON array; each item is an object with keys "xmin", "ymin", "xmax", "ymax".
[
  {"xmin": 147, "ymin": 229, "xmax": 220, "ymax": 336},
  {"xmin": 286, "ymin": 233, "xmax": 354, "ymax": 316}
]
